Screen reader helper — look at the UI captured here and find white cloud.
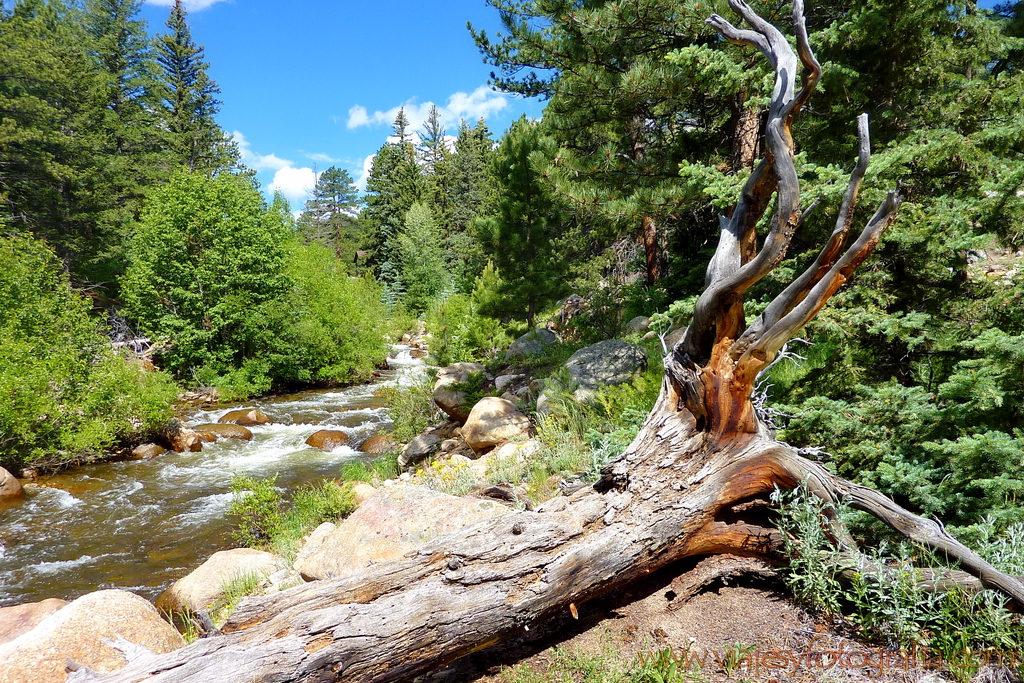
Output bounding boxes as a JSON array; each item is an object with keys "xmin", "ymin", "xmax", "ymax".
[
  {"xmin": 145, "ymin": 0, "xmax": 228, "ymax": 11},
  {"xmin": 304, "ymin": 152, "xmax": 340, "ymax": 164},
  {"xmin": 355, "ymin": 154, "xmax": 375, "ymax": 193},
  {"xmin": 346, "ymin": 85, "xmax": 508, "ymax": 131},
  {"xmin": 268, "ymin": 167, "xmax": 317, "ymax": 205},
  {"xmin": 232, "ymin": 131, "xmax": 292, "ymax": 171}
]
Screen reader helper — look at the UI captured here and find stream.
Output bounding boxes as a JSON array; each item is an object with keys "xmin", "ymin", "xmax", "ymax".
[{"xmin": 0, "ymin": 346, "xmax": 426, "ymax": 608}]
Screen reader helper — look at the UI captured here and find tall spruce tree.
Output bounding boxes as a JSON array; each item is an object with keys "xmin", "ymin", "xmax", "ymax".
[
  {"xmin": 299, "ymin": 167, "xmax": 363, "ymax": 263},
  {"xmin": 474, "ymin": 116, "xmax": 567, "ymax": 326},
  {"xmin": 154, "ymin": 0, "xmax": 234, "ymax": 173},
  {"xmin": 362, "ymin": 108, "xmax": 423, "ymax": 296}
]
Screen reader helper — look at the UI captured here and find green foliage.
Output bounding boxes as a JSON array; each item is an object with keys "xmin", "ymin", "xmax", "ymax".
[
  {"xmin": 122, "ymin": 169, "xmax": 291, "ymax": 378},
  {"xmin": 424, "ymin": 264, "xmax": 512, "ymax": 365},
  {"xmin": 122, "ymin": 170, "xmax": 387, "ymax": 396},
  {"xmin": 474, "ymin": 117, "xmax": 569, "ymax": 326},
  {"xmin": 774, "ymin": 485, "xmax": 1024, "ymax": 680},
  {"xmin": 228, "ymin": 474, "xmax": 284, "ymax": 548},
  {"xmin": 376, "ymin": 376, "xmax": 444, "ymax": 442},
  {"xmin": 0, "ymin": 233, "xmax": 176, "ymax": 472},
  {"xmin": 229, "ymin": 475, "xmax": 357, "ymax": 560},
  {"xmin": 397, "ymin": 202, "xmax": 450, "ymax": 313},
  {"xmin": 338, "ymin": 453, "xmax": 400, "ymax": 486},
  {"xmin": 210, "ymin": 570, "xmax": 263, "ymax": 623},
  {"xmin": 284, "ymin": 240, "xmax": 389, "ymax": 385},
  {"xmin": 298, "ymin": 166, "xmax": 364, "ymax": 264},
  {"xmin": 488, "ymin": 362, "xmax": 662, "ymax": 505}
]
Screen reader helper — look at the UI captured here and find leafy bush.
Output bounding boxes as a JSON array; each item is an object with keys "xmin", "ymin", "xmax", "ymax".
[
  {"xmin": 425, "ymin": 265, "xmax": 512, "ymax": 365},
  {"xmin": 228, "ymin": 475, "xmax": 284, "ymax": 548},
  {"xmin": 122, "ymin": 170, "xmax": 390, "ymax": 397},
  {"xmin": 0, "ymin": 234, "xmax": 176, "ymax": 472},
  {"xmin": 339, "ymin": 453, "xmax": 401, "ymax": 486},
  {"xmin": 376, "ymin": 376, "xmax": 444, "ymax": 442},
  {"xmin": 773, "ymin": 485, "xmax": 1024, "ymax": 681}
]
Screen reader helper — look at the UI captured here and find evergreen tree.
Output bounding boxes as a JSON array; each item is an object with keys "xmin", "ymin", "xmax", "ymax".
[
  {"xmin": 0, "ymin": 0, "xmax": 118, "ymax": 282},
  {"xmin": 299, "ymin": 167, "xmax": 363, "ymax": 263},
  {"xmin": 397, "ymin": 202, "xmax": 449, "ymax": 313},
  {"xmin": 154, "ymin": 0, "xmax": 234, "ymax": 172},
  {"xmin": 474, "ymin": 117, "xmax": 567, "ymax": 326},
  {"xmin": 362, "ymin": 108, "xmax": 424, "ymax": 296}
]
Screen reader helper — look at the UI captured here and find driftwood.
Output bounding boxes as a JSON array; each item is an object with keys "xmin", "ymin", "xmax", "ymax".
[{"xmin": 79, "ymin": 2, "xmax": 1024, "ymax": 682}]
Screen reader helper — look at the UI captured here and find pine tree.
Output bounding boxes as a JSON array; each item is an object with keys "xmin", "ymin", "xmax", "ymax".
[
  {"xmin": 154, "ymin": 0, "xmax": 234, "ymax": 172},
  {"xmin": 362, "ymin": 108, "xmax": 424, "ymax": 295},
  {"xmin": 299, "ymin": 167, "xmax": 363, "ymax": 263},
  {"xmin": 397, "ymin": 202, "xmax": 449, "ymax": 313},
  {"xmin": 474, "ymin": 116, "xmax": 567, "ymax": 326}
]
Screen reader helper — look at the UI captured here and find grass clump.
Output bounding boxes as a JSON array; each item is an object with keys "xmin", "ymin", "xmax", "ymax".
[
  {"xmin": 338, "ymin": 453, "xmax": 401, "ymax": 486},
  {"xmin": 486, "ymin": 361, "xmax": 662, "ymax": 505},
  {"xmin": 228, "ymin": 475, "xmax": 357, "ymax": 561}
]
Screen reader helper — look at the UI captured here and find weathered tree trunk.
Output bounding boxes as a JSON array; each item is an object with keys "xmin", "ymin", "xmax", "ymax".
[{"xmin": 77, "ymin": 2, "xmax": 1024, "ymax": 682}]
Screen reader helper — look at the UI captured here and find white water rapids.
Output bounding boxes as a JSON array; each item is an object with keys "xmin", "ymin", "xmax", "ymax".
[{"xmin": 0, "ymin": 346, "xmax": 425, "ymax": 608}]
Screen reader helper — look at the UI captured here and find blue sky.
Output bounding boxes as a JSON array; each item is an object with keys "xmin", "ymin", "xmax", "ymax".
[
  {"xmin": 137, "ymin": 0, "xmax": 546, "ymax": 208},
  {"xmin": 135, "ymin": 0, "xmax": 1004, "ymax": 209}
]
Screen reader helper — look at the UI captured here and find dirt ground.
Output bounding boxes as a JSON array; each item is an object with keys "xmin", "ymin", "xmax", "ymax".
[{"xmin": 416, "ymin": 555, "xmax": 998, "ymax": 683}]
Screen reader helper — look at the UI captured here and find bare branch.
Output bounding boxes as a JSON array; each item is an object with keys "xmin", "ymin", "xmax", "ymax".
[
  {"xmin": 732, "ymin": 113, "xmax": 874, "ymax": 359},
  {"xmin": 742, "ymin": 189, "xmax": 902, "ymax": 365}
]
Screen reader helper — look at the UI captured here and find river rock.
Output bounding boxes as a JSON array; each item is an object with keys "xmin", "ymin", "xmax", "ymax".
[
  {"xmin": 462, "ymin": 397, "xmax": 532, "ymax": 453},
  {"xmin": 565, "ymin": 339, "xmax": 647, "ymax": 401},
  {"xmin": 130, "ymin": 443, "xmax": 166, "ymax": 460},
  {"xmin": 433, "ymin": 362, "xmax": 487, "ymax": 423},
  {"xmin": 193, "ymin": 423, "xmax": 253, "ymax": 441},
  {"xmin": 506, "ymin": 329, "xmax": 557, "ymax": 357},
  {"xmin": 626, "ymin": 315, "xmax": 651, "ymax": 333},
  {"xmin": 0, "ymin": 589, "xmax": 184, "ymax": 683},
  {"xmin": 162, "ymin": 419, "xmax": 202, "ymax": 453},
  {"xmin": 359, "ymin": 434, "xmax": 399, "ymax": 454},
  {"xmin": 410, "ymin": 349, "xmax": 427, "ymax": 359},
  {"xmin": 494, "ymin": 373, "xmax": 524, "ymax": 391},
  {"xmin": 297, "ymin": 485, "xmax": 508, "ymax": 581},
  {"xmin": 350, "ymin": 482, "xmax": 376, "ymax": 505},
  {"xmin": 217, "ymin": 408, "xmax": 272, "ymax": 427},
  {"xmin": 305, "ymin": 429, "xmax": 350, "ymax": 451},
  {"xmin": 155, "ymin": 548, "xmax": 280, "ymax": 616},
  {"xmin": 0, "ymin": 467, "xmax": 24, "ymax": 500},
  {"xmin": 0, "ymin": 599, "xmax": 67, "ymax": 646},
  {"xmin": 398, "ymin": 434, "xmax": 442, "ymax": 469}
]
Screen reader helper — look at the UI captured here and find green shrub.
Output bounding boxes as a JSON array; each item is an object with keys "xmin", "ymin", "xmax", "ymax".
[
  {"xmin": 376, "ymin": 376, "xmax": 443, "ymax": 442},
  {"xmin": 228, "ymin": 475, "xmax": 284, "ymax": 548},
  {"xmin": 0, "ymin": 234, "xmax": 177, "ymax": 472},
  {"xmin": 773, "ymin": 485, "xmax": 1024, "ymax": 681},
  {"xmin": 229, "ymin": 475, "xmax": 360, "ymax": 561}
]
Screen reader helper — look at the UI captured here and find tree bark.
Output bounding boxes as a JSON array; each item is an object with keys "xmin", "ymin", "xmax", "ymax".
[{"xmin": 75, "ymin": 2, "xmax": 1024, "ymax": 681}]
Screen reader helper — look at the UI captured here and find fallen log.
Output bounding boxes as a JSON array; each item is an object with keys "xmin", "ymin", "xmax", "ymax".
[{"xmin": 76, "ymin": 2, "xmax": 1024, "ymax": 681}]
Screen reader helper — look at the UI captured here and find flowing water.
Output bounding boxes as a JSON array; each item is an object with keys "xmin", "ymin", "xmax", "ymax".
[{"xmin": 0, "ymin": 347, "xmax": 426, "ymax": 608}]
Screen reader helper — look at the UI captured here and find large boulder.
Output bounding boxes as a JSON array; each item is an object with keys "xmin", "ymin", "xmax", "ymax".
[
  {"xmin": 217, "ymin": 408, "xmax": 272, "ymax": 427},
  {"xmin": 154, "ymin": 548, "xmax": 280, "ymax": 616},
  {"xmin": 162, "ymin": 419, "xmax": 202, "ymax": 453},
  {"xmin": 506, "ymin": 329, "xmax": 557, "ymax": 358},
  {"xmin": 296, "ymin": 486, "xmax": 508, "ymax": 581},
  {"xmin": 0, "ymin": 589, "xmax": 185, "ymax": 683},
  {"xmin": 359, "ymin": 434, "xmax": 399, "ymax": 454},
  {"xmin": 0, "ymin": 599, "xmax": 67, "ymax": 646},
  {"xmin": 432, "ymin": 362, "xmax": 487, "ymax": 423},
  {"xmin": 462, "ymin": 397, "xmax": 532, "ymax": 453},
  {"xmin": 193, "ymin": 423, "xmax": 253, "ymax": 442},
  {"xmin": 397, "ymin": 434, "xmax": 442, "ymax": 469},
  {"xmin": 304, "ymin": 429, "xmax": 350, "ymax": 451},
  {"xmin": 0, "ymin": 467, "xmax": 24, "ymax": 501},
  {"xmin": 565, "ymin": 339, "xmax": 647, "ymax": 401}
]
